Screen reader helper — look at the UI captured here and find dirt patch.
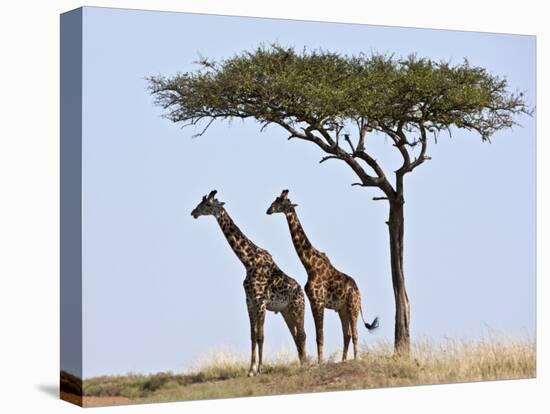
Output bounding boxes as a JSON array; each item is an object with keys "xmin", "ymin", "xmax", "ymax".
[
  {"xmin": 60, "ymin": 391, "xmax": 131, "ymax": 407},
  {"xmin": 83, "ymin": 395, "xmax": 132, "ymax": 407},
  {"xmin": 60, "ymin": 391, "xmax": 82, "ymax": 406}
]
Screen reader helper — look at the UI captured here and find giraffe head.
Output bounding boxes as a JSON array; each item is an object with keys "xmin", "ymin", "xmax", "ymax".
[
  {"xmin": 191, "ymin": 190, "xmax": 225, "ymax": 219},
  {"xmin": 266, "ymin": 189, "xmax": 298, "ymax": 215}
]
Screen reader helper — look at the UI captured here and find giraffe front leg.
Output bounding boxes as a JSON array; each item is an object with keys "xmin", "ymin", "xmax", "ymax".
[
  {"xmin": 311, "ymin": 302, "xmax": 325, "ymax": 364},
  {"xmin": 248, "ymin": 321, "xmax": 257, "ymax": 377},
  {"xmin": 255, "ymin": 303, "xmax": 266, "ymax": 375},
  {"xmin": 246, "ymin": 299, "xmax": 258, "ymax": 377}
]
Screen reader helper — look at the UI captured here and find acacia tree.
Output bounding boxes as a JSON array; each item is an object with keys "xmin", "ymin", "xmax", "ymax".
[{"xmin": 148, "ymin": 45, "xmax": 531, "ymax": 355}]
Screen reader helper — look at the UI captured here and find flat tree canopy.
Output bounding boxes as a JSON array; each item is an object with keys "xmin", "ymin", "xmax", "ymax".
[{"xmin": 149, "ymin": 44, "xmax": 530, "ymax": 144}]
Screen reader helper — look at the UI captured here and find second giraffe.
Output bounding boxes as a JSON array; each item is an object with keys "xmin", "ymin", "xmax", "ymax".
[{"xmin": 267, "ymin": 189, "xmax": 379, "ymax": 363}]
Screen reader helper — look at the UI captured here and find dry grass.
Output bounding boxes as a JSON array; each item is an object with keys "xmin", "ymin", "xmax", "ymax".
[{"xmin": 78, "ymin": 337, "xmax": 535, "ymax": 407}]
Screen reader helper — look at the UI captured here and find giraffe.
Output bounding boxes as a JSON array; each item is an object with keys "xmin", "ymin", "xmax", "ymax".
[
  {"xmin": 191, "ymin": 190, "xmax": 307, "ymax": 376},
  {"xmin": 267, "ymin": 189, "xmax": 378, "ymax": 363}
]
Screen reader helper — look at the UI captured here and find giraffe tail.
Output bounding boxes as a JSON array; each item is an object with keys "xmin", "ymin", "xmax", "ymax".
[{"xmin": 360, "ymin": 306, "xmax": 379, "ymax": 332}]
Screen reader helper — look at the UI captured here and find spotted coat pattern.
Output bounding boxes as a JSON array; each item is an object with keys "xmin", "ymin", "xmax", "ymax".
[
  {"xmin": 192, "ymin": 192, "xmax": 306, "ymax": 376},
  {"xmin": 268, "ymin": 190, "xmax": 378, "ymax": 363}
]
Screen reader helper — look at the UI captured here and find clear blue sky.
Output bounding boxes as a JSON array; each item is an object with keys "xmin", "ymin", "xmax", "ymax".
[{"xmin": 79, "ymin": 6, "xmax": 535, "ymax": 378}]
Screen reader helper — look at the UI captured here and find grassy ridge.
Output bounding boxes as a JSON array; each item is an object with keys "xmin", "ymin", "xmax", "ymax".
[{"xmin": 79, "ymin": 338, "xmax": 535, "ymax": 407}]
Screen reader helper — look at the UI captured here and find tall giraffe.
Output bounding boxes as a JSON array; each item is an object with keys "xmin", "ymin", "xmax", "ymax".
[
  {"xmin": 267, "ymin": 189, "xmax": 378, "ymax": 363},
  {"xmin": 191, "ymin": 190, "xmax": 307, "ymax": 376}
]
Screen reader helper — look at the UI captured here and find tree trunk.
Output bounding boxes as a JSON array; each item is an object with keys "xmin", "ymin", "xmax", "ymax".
[{"xmin": 388, "ymin": 200, "xmax": 410, "ymax": 355}]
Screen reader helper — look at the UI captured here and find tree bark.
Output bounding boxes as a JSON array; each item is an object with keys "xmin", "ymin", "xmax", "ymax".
[{"xmin": 388, "ymin": 199, "xmax": 410, "ymax": 355}]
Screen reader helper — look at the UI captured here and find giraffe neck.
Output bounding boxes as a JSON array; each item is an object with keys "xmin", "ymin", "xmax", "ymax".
[
  {"xmin": 216, "ymin": 209, "xmax": 259, "ymax": 269},
  {"xmin": 285, "ymin": 208, "xmax": 318, "ymax": 270}
]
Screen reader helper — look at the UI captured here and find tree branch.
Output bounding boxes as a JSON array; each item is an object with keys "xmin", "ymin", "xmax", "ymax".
[
  {"xmin": 319, "ymin": 155, "xmax": 340, "ymax": 164},
  {"xmin": 357, "ymin": 119, "xmax": 368, "ymax": 152},
  {"xmin": 353, "ymin": 151, "xmax": 387, "ymax": 180},
  {"xmin": 314, "ymin": 125, "xmax": 337, "ymax": 147},
  {"xmin": 378, "ymin": 122, "xmax": 412, "ymax": 176},
  {"xmin": 407, "ymin": 124, "xmax": 430, "ymax": 171},
  {"xmin": 351, "ymin": 182, "xmax": 374, "ymax": 187},
  {"xmin": 344, "ymin": 134, "xmax": 356, "ymax": 153},
  {"xmin": 276, "ymin": 122, "xmax": 334, "ymax": 153},
  {"xmin": 191, "ymin": 118, "xmax": 216, "ymax": 138},
  {"xmin": 337, "ymin": 149, "xmax": 386, "ymax": 188},
  {"xmin": 277, "ymin": 121, "xmax": 395, "ymax": 193},
  {"xmin": 338, "ymin": 127, "xmax": 396, "ymax": 197}
]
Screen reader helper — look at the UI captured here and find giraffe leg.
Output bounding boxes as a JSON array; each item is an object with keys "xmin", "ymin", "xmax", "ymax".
[
  {"xmin": 255, "ymin": 304, "xmax": 266, "ymax": 375},
  {"xmin": 295, "ymin": 309, "xmax": 307, "ymax": 365},
  {"xmin": 310, "ymin": 302, "xmax": 325, "ymax": 364},
  {"xmin": 338, "ymin": 308, "xmax": 351, "ymax": 362},
  {"xmin": 247, "ymin": 308, "xmax": 258, "ymax": 377},
  {"xmin": 282, "ymin": 308, "xmax": 306, "ymax": 365},
  {"xmin": 348, "ymin": 303, "xmax": 360, "ymax": 360}
]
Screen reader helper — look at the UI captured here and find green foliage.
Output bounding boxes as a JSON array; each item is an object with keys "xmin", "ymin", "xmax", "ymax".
[{"xmin": 149, "ymin": 44, "xmax": 531, "ymax": 141}]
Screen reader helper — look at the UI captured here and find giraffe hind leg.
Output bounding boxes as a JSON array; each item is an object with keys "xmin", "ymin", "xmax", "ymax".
[
  {"xmin": 338, "ymin": 308, "xmax": 351, "ymax": 361},
  {"xmin": 282, "ymin": 307, "xmax": 307, "ymax": 365},
  {"xmin": 348, "ymin": 302, "xmax": 360, "ymax": 360}
]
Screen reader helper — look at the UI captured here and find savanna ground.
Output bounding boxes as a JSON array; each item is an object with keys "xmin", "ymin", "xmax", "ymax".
[{"xmin": 61, "ymin": 337, "xmax": 535, "ymax": 407}]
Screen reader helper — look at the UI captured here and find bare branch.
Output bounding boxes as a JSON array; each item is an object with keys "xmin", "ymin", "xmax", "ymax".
[
  {"xmin": 344, "ymin": 134, "xmax": 356, "ymax": 153},
  {"xmin": 357, "ymin": 120, "xmax": 368, "ymax": 152},
  {"xmin": 407, "ymin": 124, "xmax": 429, "ymax": 171},
  {"xmin": 343, "ymin": 155, "xmax": 388, "ymax": 188},
  {"xmin": 259, "ymin": 122, "xmax": 270, "ymax": 133},
  {"xmin": 373, "ymin": 196, "xmax": 389, "ymax": 201},
  {"xmin": 405, "ymin": 138, "xmax": 420, "ymax": 147},
  {"xmin": 350, "ymin": 179, "xmax": 386, "ymax": 188},
  {"xmin": 378, "ymin": 123, "xmax": 412, "ymax": 175},
  {"xmin": 339, "ymin": 127, "xmax": 396, "ymax": 197},
  {"xmin": 354, "ymin": 151, "xmax": 386, "ymax": 179},
  {"xmin": 276, "ymin": 122, "xmax": 333, "ymax": 153},
  {"xmin": 273, "ymin": 120, "xmax": 394, "ymax": 193},
  {"xmin": 395, "ymin": 137, "xmax": 412, "ymax": 172},
  {"xmin": 333, "ymin": 124, "xmax": 343, "ymax": 148},
  {"xmin": 315, "ymin": 126, "xmax": 337, "ymax": 147},
  {"xmin": 191, "ymin": 118, "xmax": 216, "ymax": 138},
  {"xmin": 319, "ymin": 155, "xmax": 341, "ymax": 164}
]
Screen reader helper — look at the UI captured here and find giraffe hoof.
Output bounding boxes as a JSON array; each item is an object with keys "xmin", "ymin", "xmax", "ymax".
[{"xmin": 247, "ymin": 370, "xmax": 255, "ymax": 377}]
